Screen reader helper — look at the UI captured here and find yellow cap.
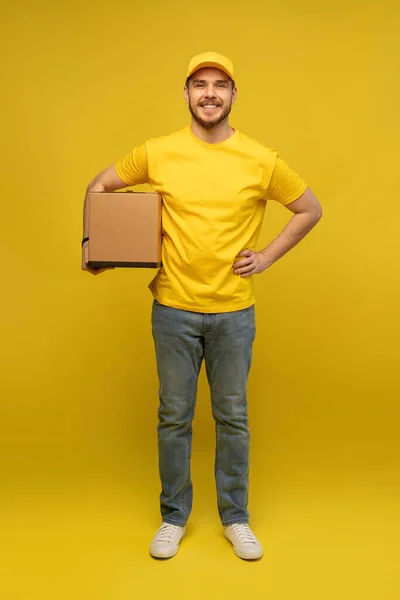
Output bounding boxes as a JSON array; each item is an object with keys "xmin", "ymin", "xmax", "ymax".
[{"xmin": 186, "ymin": 51, "xmax": 235, "ymax": 82}]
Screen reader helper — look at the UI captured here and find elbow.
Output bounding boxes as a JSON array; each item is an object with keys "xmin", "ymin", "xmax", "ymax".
[
  {"xmin": 310, "ymin": 198, "xmax": 323, "ymax": 224},
  {"xmin": 314, "ymin": 204, "xmax": 323, "ymax": 223}
]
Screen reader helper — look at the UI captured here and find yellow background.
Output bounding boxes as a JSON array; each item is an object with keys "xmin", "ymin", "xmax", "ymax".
[{"xmin": 1, "ymin": 0, "xmax": 399, "ymax": 598}]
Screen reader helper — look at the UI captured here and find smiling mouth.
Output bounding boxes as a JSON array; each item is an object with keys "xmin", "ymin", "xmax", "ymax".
[{"xmin": 200, "ymin": 104, "xmax": 221, "ymax": 111}]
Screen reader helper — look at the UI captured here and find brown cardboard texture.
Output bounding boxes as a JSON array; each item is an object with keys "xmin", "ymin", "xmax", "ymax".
[{"xmin": 88, "ymin": 191, "xmax": 162, "ymax": 268}]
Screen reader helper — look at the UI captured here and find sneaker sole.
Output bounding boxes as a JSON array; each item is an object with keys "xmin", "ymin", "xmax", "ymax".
[{"xmin": 149, "ymin": 547, "xmax": 179, "ymax": 559}]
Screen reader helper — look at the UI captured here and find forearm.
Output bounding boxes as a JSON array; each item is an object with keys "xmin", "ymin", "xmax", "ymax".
[{"xmin": 261, "ymin": 211, "xmax": 321, "ymax": 268}]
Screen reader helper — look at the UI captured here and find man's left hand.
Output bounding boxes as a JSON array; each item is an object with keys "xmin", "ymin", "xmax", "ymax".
[{"xmin": 233, "ymin": 249, "xmax": 270, "ymax": 278}]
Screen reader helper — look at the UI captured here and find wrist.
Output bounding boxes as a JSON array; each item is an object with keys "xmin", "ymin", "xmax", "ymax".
[{"xmin": 260, "ymin": 249, "xmax": 272, "ymax": 268}]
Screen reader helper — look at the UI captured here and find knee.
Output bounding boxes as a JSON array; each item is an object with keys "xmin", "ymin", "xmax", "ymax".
[
  {"xmin": 212, "ymin": 404, "xmax": 249, "ymax": 432},
  {"xmin": 158, "ymin": 396, "xmax": 194, "ymax": 431}
]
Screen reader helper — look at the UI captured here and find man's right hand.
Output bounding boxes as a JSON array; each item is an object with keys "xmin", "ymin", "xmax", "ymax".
[{"xmin": 81, "ymin": 241, "xmax": 114, "ymax": 275}]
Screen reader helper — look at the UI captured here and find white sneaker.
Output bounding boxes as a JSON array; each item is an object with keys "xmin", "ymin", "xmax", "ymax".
[
  {"xmin": 224, "ymin": 523, "xmax": 263, "ymax": 560},
  {"xmin": 149, "ymin": 523, "xmax": 186, "ymax": 558}
]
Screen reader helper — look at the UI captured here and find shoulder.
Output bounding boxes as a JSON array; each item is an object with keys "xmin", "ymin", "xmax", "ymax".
[
  {"xmin": 145, "ymin": 127, "xmax": 188, "ymax": 151},
  {"xmin": 234, "ymin": 130, "xmax": 278, "ymax": 164}
]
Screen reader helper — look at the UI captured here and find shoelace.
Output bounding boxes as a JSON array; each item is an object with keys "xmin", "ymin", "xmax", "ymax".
[
  {"xmin": 230, "ymin": 524, "xmax": 257, "ymax": 544},
  {"xmin": 155, "ymin": 523, "xmax": 181, "ymax": 543}
]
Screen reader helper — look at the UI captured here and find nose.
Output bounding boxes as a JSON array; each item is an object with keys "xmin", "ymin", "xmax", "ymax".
[{"xmin": 204, "ymin": 83, "xmax": 217, "ymax": 98}]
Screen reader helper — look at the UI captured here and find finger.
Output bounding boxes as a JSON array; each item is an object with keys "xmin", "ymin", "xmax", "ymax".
[
  {"xmin": 234, "ymin": 255, "xmax": 255, "ymax": 268},
  {"xmin": 233, "ymin": 257, "xmax": 253, "ymax": 269},
  {"xmin": 241, "ymin": 264, "xmax": 259, "ymax": 277},
  {"xmin": 234, "ymin": 263, "xmax": 256, "ymax": 275},
  {"xmin": 237, "ymin": 250, "xmax": 252, "ymax": 258},
  {"xmin": 241, "ymin": 263, "xmax": 260, "ymax": 275}
]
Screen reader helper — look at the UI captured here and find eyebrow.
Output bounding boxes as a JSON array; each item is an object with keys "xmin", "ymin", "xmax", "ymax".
[{"xmin": 192, "ymin": 79, "xmax": 229, "ymax": 84}]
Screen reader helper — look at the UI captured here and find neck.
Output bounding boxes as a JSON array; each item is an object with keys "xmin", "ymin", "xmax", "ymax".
[{"xmin": 190, "ymin": 118, "xmax": 234, "ymax": 144}]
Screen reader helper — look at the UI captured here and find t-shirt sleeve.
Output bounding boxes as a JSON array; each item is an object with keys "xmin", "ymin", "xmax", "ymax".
[
  {"xmin": 267, "ymin": 156, "xmax": 308, "ymax": 205},
  {"xmin": 114, "ymin": 143, "xmax": 149, "ymax": 186}
]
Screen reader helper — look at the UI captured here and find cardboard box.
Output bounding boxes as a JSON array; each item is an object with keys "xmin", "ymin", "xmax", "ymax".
[{"xmin": 87, "ymin": 191, "xmax": 162, "ymax": 268}]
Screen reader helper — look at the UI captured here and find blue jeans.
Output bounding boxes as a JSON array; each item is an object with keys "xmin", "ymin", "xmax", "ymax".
[{"xmin": 151, "ymin": 299, "xmax": 256, "ymax": 527}]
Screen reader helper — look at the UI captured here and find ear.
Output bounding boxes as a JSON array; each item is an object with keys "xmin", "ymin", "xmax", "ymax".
[
  {"xmin": 183, "ymin": 85, "xmax": 189, "ymax": 105},
  {"xmin": 231, "ymin": 86, "xmax": 238, "ymax": 105}
]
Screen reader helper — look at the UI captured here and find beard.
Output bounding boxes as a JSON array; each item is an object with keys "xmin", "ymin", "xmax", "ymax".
[{"xmin": 188, "ymin": 97, "xmax": 232, "ymax": 130}]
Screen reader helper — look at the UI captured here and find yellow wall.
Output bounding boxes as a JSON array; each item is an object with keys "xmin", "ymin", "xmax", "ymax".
[{"xmin": 1, "ymin": 1, "xmax": 399, "ymax": 598}]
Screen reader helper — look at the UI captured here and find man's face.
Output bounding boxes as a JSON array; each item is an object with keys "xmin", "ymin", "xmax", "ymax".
[{"xmin": 184, "ymin": 67, "xmax": 237, "ymax": 130}]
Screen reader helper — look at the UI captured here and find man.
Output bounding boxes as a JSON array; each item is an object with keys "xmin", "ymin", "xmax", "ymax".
[{"xmin": 82, "ymin": 52, "xmax": 322, "ymax": 560}]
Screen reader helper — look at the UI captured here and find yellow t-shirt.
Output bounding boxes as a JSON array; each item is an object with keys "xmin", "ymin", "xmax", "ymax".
[{"xmin": 115, "ymin": 125, "xmax": 307, "ymax": 313}]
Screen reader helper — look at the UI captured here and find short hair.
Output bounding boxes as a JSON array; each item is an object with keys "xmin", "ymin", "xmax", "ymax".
[{"xmin": 185, "ymin": 75, "xmax": 235, "ymax": 89}]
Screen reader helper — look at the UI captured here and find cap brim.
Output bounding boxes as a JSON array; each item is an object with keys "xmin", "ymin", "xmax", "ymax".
[{"xmin": 186, "ymin": 61, "xmax": 233, "ymax": 81}]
